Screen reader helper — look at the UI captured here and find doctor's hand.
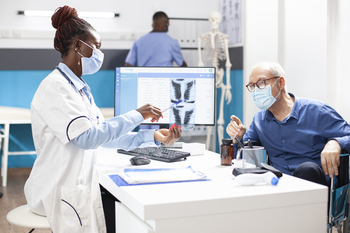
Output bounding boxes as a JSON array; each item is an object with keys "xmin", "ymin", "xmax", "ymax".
[
  {"xmin": 321, "ymin": 139, "xmax": 341, "ymax": 178},
  {"xmin": 226, "ymin": 115, "xmax": 246, "ymax": 141},
  {"xmin": 154, "ymin": 124, "xmax": 182, "ymax": 145},
  {"xmin": 136, "ymin": 104, "xmax": 163, "ymax": 122}
]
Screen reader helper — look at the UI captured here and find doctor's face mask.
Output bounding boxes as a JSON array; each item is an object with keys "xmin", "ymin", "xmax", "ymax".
[{"xmin": 77, "ymin": 40, "xmax": 104, "ymax": 75}]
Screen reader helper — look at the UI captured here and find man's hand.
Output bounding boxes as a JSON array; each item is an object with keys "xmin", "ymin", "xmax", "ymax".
[
  {"xmin": 154, "ymin": 124, "xmax": 181, "ymax": 145},
  {"xmin": 321, "ymin": 140, "xmax": 341, "ymax": 178},
  {"xmin": 226, "ymin": 115, "xmax": 247, "ymax": 141},
  {"xmin": 136, "ymin": 104, "xmax": 162, "ymax": 122}
]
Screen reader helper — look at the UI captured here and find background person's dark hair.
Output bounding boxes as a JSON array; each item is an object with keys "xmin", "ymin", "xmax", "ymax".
[
  {"xmin": 153, "ymin": 11, "xmax": 168, "ymax": 21},
  {"xmin": 51, "ymin": 5, "xmax": 95, "ymax": 58}
]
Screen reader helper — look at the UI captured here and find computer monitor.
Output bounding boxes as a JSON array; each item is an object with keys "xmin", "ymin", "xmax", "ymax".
[{"xmin": 114, "ymin": 67, "xmax": 216, "ymax": 130}]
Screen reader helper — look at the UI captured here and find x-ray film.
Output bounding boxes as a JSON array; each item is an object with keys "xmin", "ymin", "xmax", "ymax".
[{"xmin": 169, "ymin": 78, "xmax": 196, "ymax": 130}]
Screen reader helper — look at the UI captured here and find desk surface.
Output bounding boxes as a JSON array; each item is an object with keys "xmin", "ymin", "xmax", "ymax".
[{"xmin": 97, "ymin": 147, "xmax": 328, "ymax": 233}]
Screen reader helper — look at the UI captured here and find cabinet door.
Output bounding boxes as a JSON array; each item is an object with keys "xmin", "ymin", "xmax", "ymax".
[{"xmin": 116, "ymin": 202, "xmax": 155, "ymax": 233}]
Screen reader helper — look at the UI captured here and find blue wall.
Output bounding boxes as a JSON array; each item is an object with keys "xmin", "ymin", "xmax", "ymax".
[
  {"xmin": 0, "ymin": 69, "xmax": 242, "ymax": 167},
  {"xmin": 0, "ymin": 70, "xmax": 115, "ymax": 168}
]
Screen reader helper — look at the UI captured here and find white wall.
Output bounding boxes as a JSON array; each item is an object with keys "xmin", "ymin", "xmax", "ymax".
[
  {"xmin": 244, "ymin": 0, "xmax": 349, "ymax": 125},
  {"xmin": 243, "ymin": 0, "xmax": 279, "ymax": 125},
  {"xmin": 283, "ymin": 1, "xmax": 327, "ymax": 103},
  {"xmin": 329, "ymin": 0, "xmax": 350, "ymax": 121},
  {"xmin": 0, "ymin": 0, "xmax": 217, "ymax": 51}
]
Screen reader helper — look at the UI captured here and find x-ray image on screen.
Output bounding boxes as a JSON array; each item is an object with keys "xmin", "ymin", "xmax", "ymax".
[
  {"xmin": 115, "ymin": 67, "xmax": 216, "ymax": 126},
  {"xmin": 170, "ymin": 78, "xmax": 196, "ymax": 130}
]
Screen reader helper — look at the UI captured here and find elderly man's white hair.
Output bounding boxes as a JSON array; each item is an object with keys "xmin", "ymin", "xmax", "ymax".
[{"xmin": 251, "ymin": 61, "xmax": 285, "ymax": 77}]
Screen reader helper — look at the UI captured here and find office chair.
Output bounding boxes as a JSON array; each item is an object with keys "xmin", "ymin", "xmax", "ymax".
[{"xmin": 327, "ymin": 152, "xmax": 350, "ymax": 233}]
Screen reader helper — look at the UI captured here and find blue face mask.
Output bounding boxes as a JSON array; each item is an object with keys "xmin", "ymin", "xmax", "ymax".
[
  {"xmin": 78, "ymin": 40, "xmax": 104, "ymax": 75},
  {"xmin": 252, "ymin": 78, "xmax": 281, "ymax": 110}
]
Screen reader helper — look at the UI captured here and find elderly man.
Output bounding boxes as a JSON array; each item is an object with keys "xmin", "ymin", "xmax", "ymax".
[
  {"xmin": 226, "ymin": 61, "xmax": 350, "ymax": 186},
  {"xmin": 125, "ymin": 11, "xmax": 187, "ymax": 67}
]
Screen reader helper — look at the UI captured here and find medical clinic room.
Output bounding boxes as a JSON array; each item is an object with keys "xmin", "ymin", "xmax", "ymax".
[{"xmin": 1, "ymin": 0, "xmax": 350, "ymax": 232}]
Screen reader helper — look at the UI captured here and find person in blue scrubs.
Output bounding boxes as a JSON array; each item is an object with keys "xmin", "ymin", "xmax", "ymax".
[
  {"xmin": 125, "ymin": 11, "xmax": 187, "ymax": 67},
  {"xmin": 226, "ymin": 61, "xmax": 350, "ymax": 186}
]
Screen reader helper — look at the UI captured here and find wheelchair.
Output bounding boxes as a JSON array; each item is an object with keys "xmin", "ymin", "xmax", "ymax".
[{"xmin": 327, "ymin": 153, "xmax": 350, "ymax": 233}]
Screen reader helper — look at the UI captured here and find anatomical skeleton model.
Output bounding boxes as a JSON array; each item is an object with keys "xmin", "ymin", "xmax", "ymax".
[{"xmin": 198, "ymin": 11, "xmax": 232, "ymax": 150}]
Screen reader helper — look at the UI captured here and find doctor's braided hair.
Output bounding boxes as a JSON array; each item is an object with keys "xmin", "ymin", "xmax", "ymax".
[{"xmin": 51, "ymin": 6, "xmax": 95, "ymax": 58}]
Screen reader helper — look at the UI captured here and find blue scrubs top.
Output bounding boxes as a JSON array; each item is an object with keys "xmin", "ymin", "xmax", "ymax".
[{"xmin": 125, "ymin": 32, "xmax": 184, "ymax": 67}]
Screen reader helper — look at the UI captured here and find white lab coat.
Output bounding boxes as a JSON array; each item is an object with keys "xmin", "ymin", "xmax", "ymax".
[{"xmin": 24, "ymin": 69, "xmax": 143, "ymax": 233}]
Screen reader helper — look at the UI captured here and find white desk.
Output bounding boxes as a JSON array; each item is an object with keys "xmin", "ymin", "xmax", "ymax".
[
  {"xmin": 97, "ymin": 148, "xmax": 328, "ymax": 233},
  {"xmin": 0, "ymin": 106, "xmax": 114, "ymax": 187}
]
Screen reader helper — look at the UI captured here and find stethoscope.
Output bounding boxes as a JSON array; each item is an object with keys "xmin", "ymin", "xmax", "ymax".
[{"xmin": 56, "ymin": 67, "xmax": 100, "ymax": 125}]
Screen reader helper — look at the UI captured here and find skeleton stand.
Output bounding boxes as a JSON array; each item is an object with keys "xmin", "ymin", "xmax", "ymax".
[{"xmin": 198, "ymin": 32, "xmax": 232, "ymax": 151}]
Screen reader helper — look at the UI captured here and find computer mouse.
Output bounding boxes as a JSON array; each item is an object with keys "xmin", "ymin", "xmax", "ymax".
[{"xmin": 130, "ymin": 156, "xmax": 151, "ymax": 165}]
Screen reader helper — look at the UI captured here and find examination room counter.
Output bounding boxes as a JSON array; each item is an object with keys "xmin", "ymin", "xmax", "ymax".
[{"xmin": 96, "ymin": 146, "xmax": 328, "ymax": 233}]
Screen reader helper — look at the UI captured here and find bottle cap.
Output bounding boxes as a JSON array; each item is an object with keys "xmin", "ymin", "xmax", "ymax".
[
  {"xmin": 271, "ymin": 177, "xmax": 279, "ymax": 185},
  {"xmin": 222, "ymin": 138, "xmax": 233, "ymax": 145}
]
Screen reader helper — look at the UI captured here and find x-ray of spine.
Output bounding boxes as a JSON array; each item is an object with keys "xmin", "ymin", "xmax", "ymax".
[
  {"xmin": 170, "ymin": 78, "xmax": 196, "ymax": 130},
  {"xmin": 219, "ymin": 0, "xmax": 242, "ymax": 46}
]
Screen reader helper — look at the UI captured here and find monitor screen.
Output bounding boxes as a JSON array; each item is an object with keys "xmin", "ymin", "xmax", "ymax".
[{"xmin": 114, "ymin": 67, "xmax": 216, "ymax": 129}]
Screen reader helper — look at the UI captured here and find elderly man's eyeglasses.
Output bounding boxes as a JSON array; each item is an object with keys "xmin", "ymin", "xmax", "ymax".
[{"xmin": 246, "ymin": 76, "xmax": 280, "ymax": 92}]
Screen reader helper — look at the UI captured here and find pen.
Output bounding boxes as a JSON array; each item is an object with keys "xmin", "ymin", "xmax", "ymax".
[
  {"xmin": 234, "ymin": 136, "xmax": 245, "ymax": 148},
  {"xmin": 161, "ymin": 100, "xmax": 182, "ymax": 113}
]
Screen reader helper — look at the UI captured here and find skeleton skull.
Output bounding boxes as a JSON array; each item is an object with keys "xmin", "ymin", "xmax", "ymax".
[{"xmin": 208, "ymin": 11, "xmax": 222, "ymax": 30}]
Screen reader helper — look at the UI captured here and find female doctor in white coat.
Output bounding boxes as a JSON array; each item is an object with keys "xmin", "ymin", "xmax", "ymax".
[{"xmin": 24, "ymin": 6, "xmax": 181, "ymax": 233}]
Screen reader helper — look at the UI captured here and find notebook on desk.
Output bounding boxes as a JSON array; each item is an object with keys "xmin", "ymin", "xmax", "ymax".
[{"xmin": 109, "ymin": 166, "xmax": 210, "ymax": 186}]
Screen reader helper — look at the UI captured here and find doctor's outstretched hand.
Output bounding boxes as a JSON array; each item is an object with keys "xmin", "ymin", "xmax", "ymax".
[
  {"xmin": 154, "ymin": 124, "xmax": 182, "ymax": 145},
  {"xmin": 136, "ymin": 104, "xmax": 163, "ymax": 122},
  {"xmin": 226, "ymin": 115, "xmax": 247, "ymax": 141}
]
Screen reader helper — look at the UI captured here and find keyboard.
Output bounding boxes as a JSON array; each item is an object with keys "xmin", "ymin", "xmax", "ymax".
[{"xmin": 117, "ymin": 147, "xmax": 191, "ymax": 162}]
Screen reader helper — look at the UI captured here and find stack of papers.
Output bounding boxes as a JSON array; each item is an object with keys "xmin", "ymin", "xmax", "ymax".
[{"xmin": 109, "ymin": 166, "xmax": 208, "ymax": 186}]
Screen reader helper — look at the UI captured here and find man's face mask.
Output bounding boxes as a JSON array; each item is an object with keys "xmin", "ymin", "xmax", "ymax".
[
  {"xmin": 77, "ymin": 40, "xmax": 104, "ymax": 75},
  {"xmin": 252, "ymin": 78, "xmax": 281, "ymax": 110}
]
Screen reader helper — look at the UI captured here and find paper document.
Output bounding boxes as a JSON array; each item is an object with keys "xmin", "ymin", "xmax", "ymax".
[{"xmin": 118, "ymin": 166, "xmax": 207, "ymax": 184}]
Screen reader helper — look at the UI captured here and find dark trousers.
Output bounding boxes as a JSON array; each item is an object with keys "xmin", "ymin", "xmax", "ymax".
[{"xmin": 293, "ymin": 162, "xmax": 330, "ymax": 187}]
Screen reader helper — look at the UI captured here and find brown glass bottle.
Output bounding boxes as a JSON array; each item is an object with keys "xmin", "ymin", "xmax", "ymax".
[{"xmin": 221, "ymin": 139, "xmax": 233, "ymax": 166}]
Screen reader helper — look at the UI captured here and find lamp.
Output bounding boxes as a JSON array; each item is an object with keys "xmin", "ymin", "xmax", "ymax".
[{"xmin": 18, "ymin": 10, "xmax": 119, "ymax": 18}]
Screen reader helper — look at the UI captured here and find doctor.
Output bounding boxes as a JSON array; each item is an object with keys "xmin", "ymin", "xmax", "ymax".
[{"xmin": 24, "ymin": 5, "xmax": 181, "ymax": 233}]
